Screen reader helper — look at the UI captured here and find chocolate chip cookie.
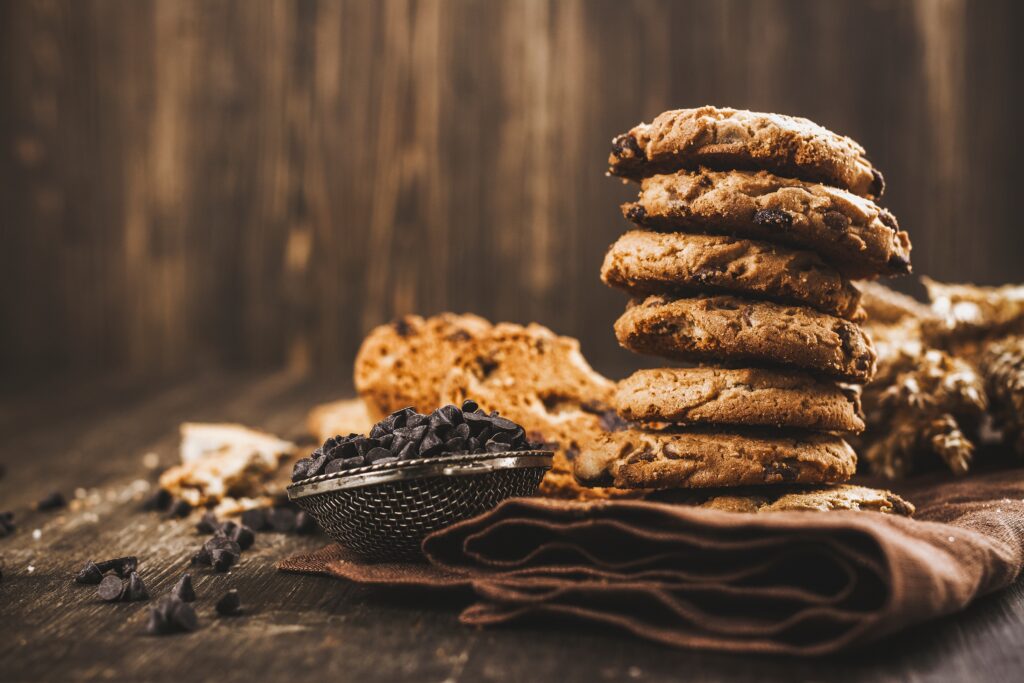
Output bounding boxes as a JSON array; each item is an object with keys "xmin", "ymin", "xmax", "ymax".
[
  {"xmin": 573, "ymin": 426, "xmax": 857, "ymax": 489},
  {"xmin": 664, "ymin": 484, "xmax": 914, "ymax": 515},
  {"xmin": 614, "ymin": 295, "xmax": 877, "ymax": 382},
  {"xmin": 621, "ymin": 168, "xmax": 910, "ymax": 279},
  {"xmin": 615, "ymin": 367, "xmax": 864, "ymax": 433},
  {"xmin": 601, "ymin": 230, "xmax": 864, "ymax": 320},
  {"xmin": 608, "ymin": 106, "xmax": 884, "ymax": 198}
]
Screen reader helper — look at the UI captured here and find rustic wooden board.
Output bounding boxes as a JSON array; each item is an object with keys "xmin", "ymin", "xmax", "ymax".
[
  {"xmin": 2, "ymin": 0, "xmax": 1024, "ymax": 383},
  {"xmin": 2, "ymin": 376, "xmax": 1024, "ymax": 682}
]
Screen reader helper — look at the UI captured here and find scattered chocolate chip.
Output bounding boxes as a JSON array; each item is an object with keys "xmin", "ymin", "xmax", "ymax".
[
  {"xmin": 241, "ymin": 509, "xmax": 269, "ymax": 531},
  {"xmin": 74, "ymin": 561, "xmax": 104, "ymax": 585},
  {"xmin": 126, "ymin": 571, "xmax": 149, "ymax": 601},
  {"xmin": 195, "ymin": 512, "xmax": 220, "ymax": 534},
  {"xmin": 392, "ymin": 318, "xmax": 413, "ymax": 337},
  {"xmin": 461, "ymin": 399, "xmax": 479, "ymax": 413},
  {"xmin": 0, "ymin": 511, "xmax": 15, "ymax": 537},
  {"xmin": 141, "ymin": 488, "xmax": 173, "ymax": 512},
  {"xmin": 173, "ymin": 573, "xmax": 195, "ymax": 602},
  {"xmin": 97, "ymin": 556, "xmax": 138, "ymax": 578},
  {"xmin": 215, "ymin": 589, "xmax": 242, "ymax": 616},
  {"xmin": 752, "ymin": 208, "xmax": 793, "ymax": 231},
  {"xmin": 211, "ymin": 549, "xmax": 238, "ymax": 572},
  {"xmin": 191, "ymin": 547, "xmax": 211, "ymax": 566},
  {"xmin": 267, "ymin": 507, "xmax": 296, "ymax": 533},
  {"xmin": 146, "ymin": 595, "xmax": 199, "ymax": 635},
  {"xmin": 167, "ymin": 499, "xmax": 193, "ymax": 519},
  {"xmin": 36, "ymin": 491, "xmax": 66, "ymax": 511},
  {"xmin": 97, "ymin": 575, "xmax": 124, "ymax": 602},
  {"xmin": 228, "ymin": 524, "xmax": 255, "ymax": 551}
]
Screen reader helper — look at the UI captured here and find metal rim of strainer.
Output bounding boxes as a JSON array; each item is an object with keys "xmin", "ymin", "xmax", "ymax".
[{"xmin": 285, "ymin": 450, "xmax": 554, "ymax": 500}]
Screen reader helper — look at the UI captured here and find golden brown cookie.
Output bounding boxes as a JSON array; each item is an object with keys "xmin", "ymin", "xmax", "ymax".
[
  {"xmin": 622, "ymin": 168, "xmax": 910, "ymax": 279},
  {"xmin": 614, "ymin": 295, "xmax": 877, "ymax": 382},
  {"xmin": 608, "ymin": 106, "xmax": 885, "ymax": 198},
  {"xmin": 664, "ymin": 484, "xmax": 914, "ymax": 515},
  {"xmin": 573, "ymin": 426, "xmax": 856, "ymax": 490},
  {"xmin": 601, "ymin": 230, "xmax": 864, "ymax": 320},
  {"xmin": 615, "ymin": 367, "xmax": 864, "ymax": 433}
]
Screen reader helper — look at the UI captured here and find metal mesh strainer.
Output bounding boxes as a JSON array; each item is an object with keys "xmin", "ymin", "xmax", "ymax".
[{"xmin": 286, "ymin": 450, "xmax": 553, "ymax": 561}]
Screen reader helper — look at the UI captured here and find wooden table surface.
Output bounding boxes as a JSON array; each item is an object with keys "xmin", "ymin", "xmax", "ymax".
[{"xmin": 2, "ymin": 373, "xmax": 1023, "ymax": 683}]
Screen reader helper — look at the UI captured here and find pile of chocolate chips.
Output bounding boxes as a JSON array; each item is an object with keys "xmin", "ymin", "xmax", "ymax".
[
  {"xmin": 291, "ymin": 400, "xmax": 540, "ymax": 482},
  {"xmin": 0, "ymin": 511, "xmax": 14, "ymax": 538},
  {"xmin": 74, "ymin": 556, "xmax": 150, "ymax": 602}
]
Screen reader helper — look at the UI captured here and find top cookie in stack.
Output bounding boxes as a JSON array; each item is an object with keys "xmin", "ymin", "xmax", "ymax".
[{"xmin": 575, "ymin": 106, "xmax": 913, "ymax": 492}]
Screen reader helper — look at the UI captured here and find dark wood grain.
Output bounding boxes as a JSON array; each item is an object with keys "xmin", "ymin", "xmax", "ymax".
[
  {"xmin": 1, "ymin": 0, "xmax": 1023, "ymax": 384},
  {"xmin": 1, "ymin": 375, "xmax": 1023, "ymax": 682}
]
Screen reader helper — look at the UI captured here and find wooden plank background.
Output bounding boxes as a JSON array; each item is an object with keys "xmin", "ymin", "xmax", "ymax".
[{"xmin": 1, "ymin": 0, "xmax": 1022, "ymax": 384}]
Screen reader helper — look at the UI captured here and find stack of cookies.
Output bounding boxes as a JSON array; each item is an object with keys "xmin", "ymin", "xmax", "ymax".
[{"xmin": 576, "ymin": 106, "xmax": 913, "ymax": 499}]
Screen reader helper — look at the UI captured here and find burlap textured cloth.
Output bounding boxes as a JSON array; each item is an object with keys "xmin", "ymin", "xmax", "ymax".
[{"xmin": 278, "ymin": 468, "xmax": 1024, "ymax": 655}]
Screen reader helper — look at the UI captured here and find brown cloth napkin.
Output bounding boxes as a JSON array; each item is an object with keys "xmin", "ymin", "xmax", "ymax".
[{"xmin": 278, "ymin": 467, "xmax": 1024, "ymax": 655}]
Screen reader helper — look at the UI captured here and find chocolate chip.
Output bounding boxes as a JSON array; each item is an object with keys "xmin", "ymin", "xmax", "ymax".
[
  {"xmin": 204, "ymin": 535, "xmax": 242, "ymax": 556},
  {"xmin": 36, "ymin": 491, "xmax": 66, "ymax": 511},
  {"xmin": 625, "ymin": 204, "xmax": 647, "ymax": 223},
  {"xmin": 611, "ymin": 133, "xmax": 643, "ymax": 160},
  {"xmin": 364, "ymin": 447, "xmax": 394, "ymax": 464},
  {"xmin": 141, "ymin": 488, "xmax": 173, "ymax": 512},
  {"xmin": 241, "ymin": 509, "xmax": 269, "ymax": 531},
  {"xmin": 195, "ymin": 512, "xmax": 220, "ymax": 534},
  {"xmin": 870, "ymin": 168, "xmax": 886, "ymax": 197},
  {"xmin": 267, "ymin": 508, "xmax": 296, "ymax": 533},
  {"xmin": 598, "ymin": 409, "xmax": 630, "ymax": 433},
  {"xmin": 387, "ymin": 407, "xmax": 416, "ymax": 429},
  {"xmin": 74, "ymin": 561, "xmax": 104, "ymax": 585},
  {"xmin": 392, "ymin": 318, "xmax": 413, "ymax": 337},
  {"xmin": 887, "ymin": 253, "xmax": 911, "ymax": 273},
  {"xmin": 340, "ymin": 456, "xmax": 365, "ymax": 469},
  {"xmin": 191, "ymin": 547, "xmax": 211, "ymax": 566},
  {"xmin": 369, "ymin": 422, "xmax": 391, "ymax": 439},
  {"xmin": 97, "ymin": 556, "xmax": 138, "ymax": 578},
  {"xmin": 305, "ymin": 453, "xmax": 329, "ymax": 478},
  {"xmin": 215, "ymin": 589, "xmax": 242, "ymax": 616},
  {"xmin": 229, "ymin": 524, "xmax": 255, "ymax": 551},
  {"xmin": 97, "ymin": 575, "xmax": 124, "ymax": 602},
  {"xmin": 324, "ymin": 458, "xmax": 346, "ymax": 475},
  {"xmin": 418, "ymin": 432, "xmax": 444, "ymax": 457},
  {"xmin": 752, "ymin": 208, "xmax": 792, "ymax": 230},
  {"xmin": 173, "ymin": 573, "xmax": 195, "ymax": 602},
  {"xmin": 146, "ymin": 596, "xmax": 196, "ymax": 635},
  {"xmin": 126, "ymin": 571, "xmax": 149, "ymax": 601},
  {"xmin": 397, "ymin": 442, "xmax": 417, "ymax": 460},
  {"xmin": 211, "ymin": 549, "xmax": 238, "ymax": 572},
  {"xmin": 453, "ymin": 423, "xmax": 471, "ymax": 440},
  {"xmin": 291, "ymin": 458, "xmax": 312, "ymax": 481},
  {"xmin": 0, "ymin": 511, "xmax": 16, "ymax": 537},
  {"xmin": 167, "ymin": 499, "xmax": 193, "ymax": 519},
  {"xmin": 822, "ymin": 211, "xmax": 850, "ymax": 231},
  {"xmin": 878, "ymin": 209, "xmax": 899, "ymax": 231},
  {"xmin": 461, "ymin": 399, "xmax": 479, "ymax": 413},
  {"xmin": 445, "ymin": 437, "xmax": 466, "ymax": 452}
]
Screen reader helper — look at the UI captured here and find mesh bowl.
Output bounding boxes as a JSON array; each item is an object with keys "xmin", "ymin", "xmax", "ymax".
[{"xmin": 286, "ymin": 450, "xmax": 553, "ymax": 561}]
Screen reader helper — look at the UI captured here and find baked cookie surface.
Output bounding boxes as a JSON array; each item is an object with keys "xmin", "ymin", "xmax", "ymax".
[
  {"xmin": 608, "ymin": 106, "xmax": 884, "ymax": 198},
  {"xmin": 622, "ymin": 168, "xmax": 910, "ymax": 279},
  {"xmin": 601, "ymin": 230, "xmax": 863, "ymax": 320},
  {"xmin": 614, "ymin": 295, "xmax": 877, "ymax": 382},
  {"xmin": 658, "ymin": 484, "xmax": 913, "ymax": 515},
  {"xmin": 615, "ymin": 367, "xmax": 864, "ymax": 433},
  {"xmin": 573, "ymin": 426, "xmax": 856, "ymax": 490}
]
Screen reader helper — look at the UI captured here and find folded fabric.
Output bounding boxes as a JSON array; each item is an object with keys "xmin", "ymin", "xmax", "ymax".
[{"xmin": 278, "ymin": 467, "xmax": 1024, "ymax": 655}]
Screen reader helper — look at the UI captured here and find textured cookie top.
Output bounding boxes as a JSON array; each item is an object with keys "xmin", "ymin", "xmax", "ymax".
[
  {"xmin": 615, "ymin": 295, "xmax": 878, "ymax": 383},
  {"xmin": 615, "ymin": 367, "xmax": 864, "ymax": 433},
  {"xmin": 608, "ymin": 106, "xmax": 884, "ymax": 198},
  {"xmin": 601, "ymin": 230, "xmax": 864, "ymax": 320},
  {"xmin": 666, "ymin": 484, "xmax": 914, "ymax": 515},
  {"xmin": 573, "ymin": 426, "xmax": 857, "ymax": 490},
  {"xmin": 623, "ymin": 168, "xmax": 911, "ymax": 279}
]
